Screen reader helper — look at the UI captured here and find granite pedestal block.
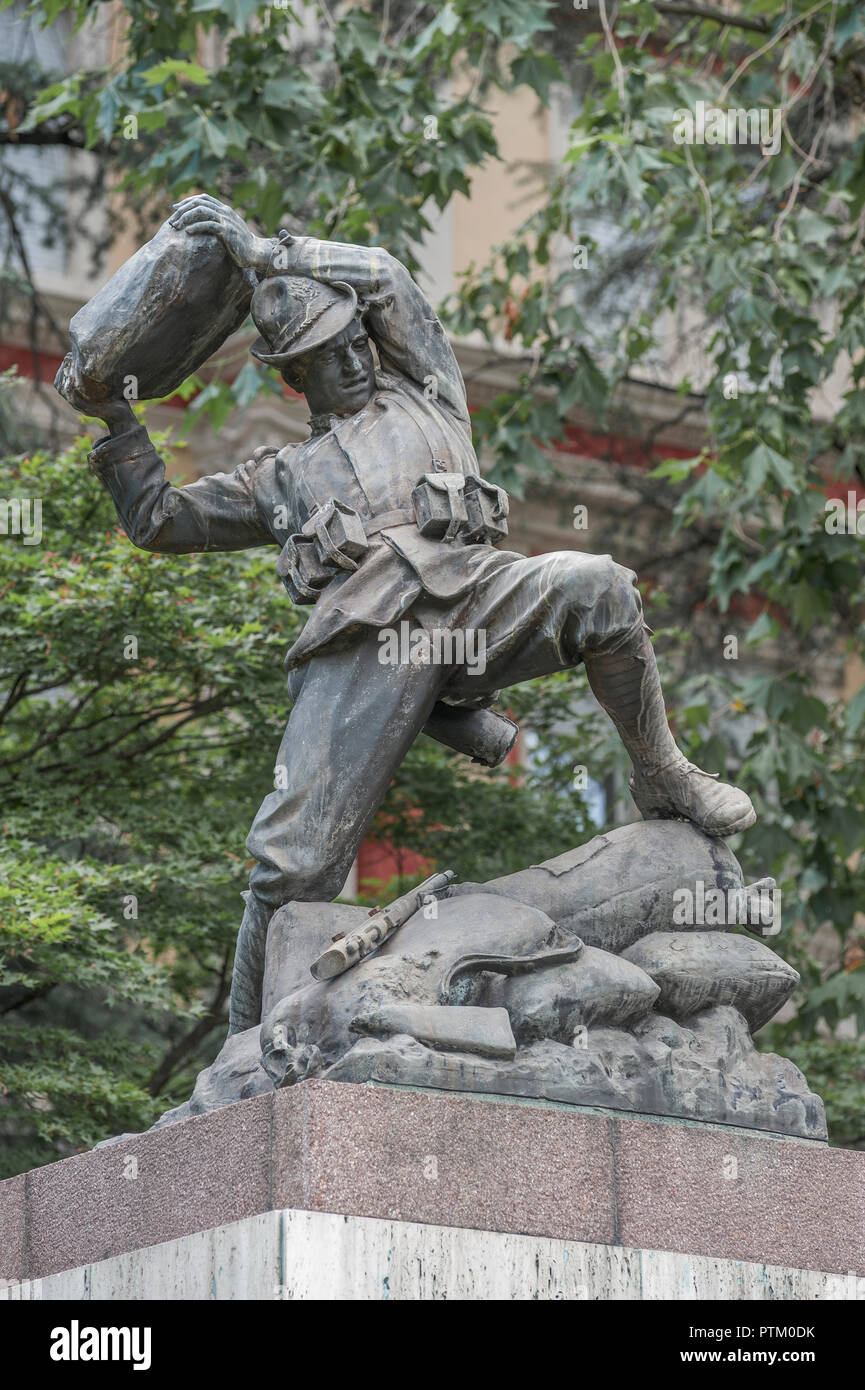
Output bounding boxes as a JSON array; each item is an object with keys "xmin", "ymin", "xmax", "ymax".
[{"xmin": 1, "ymin": 1082, "xmax": 862, "ymax": 1296}]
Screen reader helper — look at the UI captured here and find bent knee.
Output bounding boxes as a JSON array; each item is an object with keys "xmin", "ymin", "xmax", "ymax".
[
  {"xmin": 549, "ymin": 550, "xmax": 639, "ymax": 609},
  {"xmin": 548, "ymin": 550, "xmax": 643, "ymax": 655},
  {"xmin": 247, "ymin": 844, "xmax": 350, "ymax": 909}
]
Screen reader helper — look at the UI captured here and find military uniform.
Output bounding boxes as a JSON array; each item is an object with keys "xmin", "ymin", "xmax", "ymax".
[{"xmin": 89, "ymin": 235, "xmax": 726, "ymax": 1034}]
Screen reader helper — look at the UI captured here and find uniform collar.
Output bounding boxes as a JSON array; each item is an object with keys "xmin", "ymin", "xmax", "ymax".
[
  {"xmin": 306, "ymin": 372, "xmax": 400, "ymax": 437},
  {"xmin": 307, "ymin": 410, "xmax": 351, "ymax": 437}
]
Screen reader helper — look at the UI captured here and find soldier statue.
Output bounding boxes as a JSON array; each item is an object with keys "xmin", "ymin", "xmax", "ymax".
[{"xmin": 77, "ymin": 194, "xmax": 755, "ymax": 1037}]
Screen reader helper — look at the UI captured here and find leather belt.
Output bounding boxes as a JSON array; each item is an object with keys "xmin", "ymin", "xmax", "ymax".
[
  {"xmin": 278, "ymin": 479, "xmax": 507, "ymax": 607},
  {"xmin": 363, "ymin": 508, "xmax": 417, "ymax": 537}
]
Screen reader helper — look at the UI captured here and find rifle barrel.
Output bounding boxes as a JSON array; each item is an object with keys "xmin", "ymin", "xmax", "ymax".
[{"xmin": 310, "ymin": 870, "xmax": 454, "ymax": 981}]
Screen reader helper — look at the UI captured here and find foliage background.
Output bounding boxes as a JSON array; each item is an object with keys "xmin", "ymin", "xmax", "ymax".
[{"xmin": 1, "ymin": 0, "xmax": 864, "ymax": 1172}]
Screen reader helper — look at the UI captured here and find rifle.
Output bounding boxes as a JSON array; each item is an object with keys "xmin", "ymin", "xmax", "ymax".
[{"xmin": 310, "ymin": 869, "xmax": 455, "ymax": 981}]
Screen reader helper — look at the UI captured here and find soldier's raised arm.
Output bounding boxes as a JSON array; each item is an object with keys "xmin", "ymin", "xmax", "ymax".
[
  {"xmin": 170, "ymin": 195, "xmax": 470, "ymax": 425},
  {"xmin": 270, "ymin": 234, "xmax": 468, "ymax": 423},
  {"xmin": 82, "ymin": 399, "xmax": 277, "ymax": 555}
]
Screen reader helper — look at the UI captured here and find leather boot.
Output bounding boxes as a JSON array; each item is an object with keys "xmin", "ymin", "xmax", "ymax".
[{"xmin": 583, "ymin": 621, "xmax": 756, "ymax": 838}]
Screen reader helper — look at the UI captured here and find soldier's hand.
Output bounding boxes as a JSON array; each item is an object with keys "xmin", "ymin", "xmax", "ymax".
[
  {"xmin": 168, "ymin": 194, "xmax": 273, "ymax": 273},
  {"xmin": 56, "ymin": 359, "xmax": 137, "ymax": 434},
  {"xmin": 85, "ymin": 398, "xmax": 138, "ymax": 436},
  {"xmin": 98, "ymin": 398, "xmax": 138, "ymax": 432}
]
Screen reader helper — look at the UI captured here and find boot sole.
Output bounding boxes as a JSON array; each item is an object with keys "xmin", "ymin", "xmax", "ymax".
[{"xmin": 635, "ymin": 802, "xmax": 757, "ymax": 838}]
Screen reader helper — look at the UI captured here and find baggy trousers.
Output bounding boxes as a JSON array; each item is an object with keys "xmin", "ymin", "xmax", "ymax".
[{"xmin": 229, "ymin": 548, "xmax": 644, "ymax": 1031}]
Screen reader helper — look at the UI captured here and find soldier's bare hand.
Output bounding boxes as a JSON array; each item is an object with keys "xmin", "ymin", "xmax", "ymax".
[
  {"xmin": 85, "ymin": 398, "xmax": 138, "ymax": 435},
  {"xmin": 56, "ymin": 359, "xmax": 136, "ymax": 434},
  {"xmin": 168, "ymin": 194, "xmax": 272, "ymax": 273}
]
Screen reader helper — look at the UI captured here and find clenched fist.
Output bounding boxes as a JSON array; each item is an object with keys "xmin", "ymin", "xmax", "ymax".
[{"xmin": 168, "ymin": 193, "xmax": 274, "ymax": 274}]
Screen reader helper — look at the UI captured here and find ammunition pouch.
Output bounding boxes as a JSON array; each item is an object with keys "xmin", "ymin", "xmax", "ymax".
[
  {"xmin": 276, "ymin": 497, "xmax": 369, "ymax": 604},
  {"xmin": 277, "ymin": 474, "xmax": 509, "ymax": 605},
  {"xmin": 463, "ymin": 474, "xmax": 509, "ymax": 545},
  {"xmin": 412, "ymin": 472, "xmax": 509, "ymax": 544}
]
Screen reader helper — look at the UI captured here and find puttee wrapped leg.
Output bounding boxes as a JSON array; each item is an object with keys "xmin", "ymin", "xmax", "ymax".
[{"xmin": 583, "ymin": 620, "xmax": 756, "ymax": 838}]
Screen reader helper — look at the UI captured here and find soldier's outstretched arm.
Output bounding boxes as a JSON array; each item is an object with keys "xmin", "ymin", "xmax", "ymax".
[
  {"xmin": 85, "ymin": 400, "xmax": 276, "ymax": 554},
  {"xmin": 169, "ymin": 195, "xmax": 470, "ymax": 424}
]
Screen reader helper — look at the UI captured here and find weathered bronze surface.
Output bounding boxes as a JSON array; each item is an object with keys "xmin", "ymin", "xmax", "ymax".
[{"xmin": 60, "ymin": 198, "xmax": 822, "ymax": 1140}]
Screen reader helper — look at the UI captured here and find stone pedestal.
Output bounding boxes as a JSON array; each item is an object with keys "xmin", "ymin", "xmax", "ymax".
[{"xmin": 2, "ymin": 1082, "xmax": 863, "ymax": 1300}]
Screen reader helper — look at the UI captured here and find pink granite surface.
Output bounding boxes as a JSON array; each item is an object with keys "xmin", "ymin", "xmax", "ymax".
[
  {"xmin": 612, "ymin": 1114, "xmax": 865, "ymax": 1276},
  {"xmin": 0, "ymin": 1081, "xmax": 862, "ymax": 1282},
  {"xmin": 0, "ymin": 1172, "xmax": 25, "ymax": 1289},
  {"xmin": 12, "ymin": 1089, "xmax": 272, "ymax": 1284},
  {"xmin": 272, "ymin": 1082, "xmax": 616, "ymax": 1243}
]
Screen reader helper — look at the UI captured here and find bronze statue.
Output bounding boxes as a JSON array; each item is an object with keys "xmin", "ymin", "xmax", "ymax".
[{"xmin": 58, "ymin": 193, "xmax": 756, "ymax": 1041}]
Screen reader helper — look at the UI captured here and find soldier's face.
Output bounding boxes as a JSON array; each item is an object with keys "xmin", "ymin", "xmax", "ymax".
[{"xmin": 290, "ymin": 316, "xmax": 376, "ymax": 416}]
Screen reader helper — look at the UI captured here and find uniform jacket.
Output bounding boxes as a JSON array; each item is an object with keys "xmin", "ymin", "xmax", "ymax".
[{"xmin": 89, "ymin": 234, "xmax": 511, "ymax": 670}]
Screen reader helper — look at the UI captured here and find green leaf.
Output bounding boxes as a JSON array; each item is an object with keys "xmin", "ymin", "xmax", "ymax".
[
  {"xmin": 510, "ymin": 51, "xmax": 561, "ymax": 104},
  {"xmin": 650, "ymin": 455, "xmax": 703, "ymax": 482},
  {"xmin": 744, "ymin": 611, "xmax": 776, "ymax": 645},
  {"xmin": 231, "ymin": 361, "xmax": 263, "ymax": 410},
  {"xmin": 741, "ymin": 443, "xmax": 797, "ymax": 494},
  {"xmin": 142, "ymin": 60, "xmax": 210, "ymax": 87}
]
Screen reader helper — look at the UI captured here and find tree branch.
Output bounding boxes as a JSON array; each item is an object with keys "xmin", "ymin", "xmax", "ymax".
[
  {"xmin": 655, "ymin": 2, "xmax": 770, "ymax": 35},
  {"xmin": 0, "ymin": 982, "xmax": 55, "ymax": 1015},
  {"xmin": 0, "ymin": 671, "xmax": 29, "ymax": 725},
  {"xmin": 0, "ymin": 127, "xmax": 88, "ymax": 149}
]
